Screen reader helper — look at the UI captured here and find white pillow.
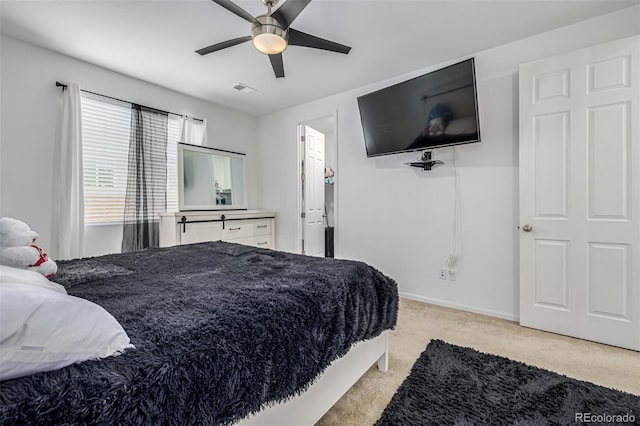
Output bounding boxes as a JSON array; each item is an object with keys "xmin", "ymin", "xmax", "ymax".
[
  {"xmin": 0, "ymin": 283, "xmax": 134, "ymax": 381},
  {"xmin": 0, "ymin": 265, "xmax": 67, "ymax": 294}
]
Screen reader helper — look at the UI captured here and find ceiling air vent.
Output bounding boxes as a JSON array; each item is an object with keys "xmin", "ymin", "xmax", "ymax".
[{"xmin": 233, "ymin": 83, "xmax": 256, "ymax": 93}]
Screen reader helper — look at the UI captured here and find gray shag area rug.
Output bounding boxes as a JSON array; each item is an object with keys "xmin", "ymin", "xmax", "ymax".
[{"xmin": 376, "ymin": 340, "xmax": 640, "ymax": 425}]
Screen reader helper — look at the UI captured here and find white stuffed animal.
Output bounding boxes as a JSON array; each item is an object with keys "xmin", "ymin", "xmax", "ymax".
[{"xmin": 0, "ymin": 217, "xmax": 57, "ymax": 278}]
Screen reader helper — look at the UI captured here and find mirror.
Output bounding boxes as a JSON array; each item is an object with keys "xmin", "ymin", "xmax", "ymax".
[{"xmin": 178, "ymin": 143, "xmax": 247, "ymax": 210}]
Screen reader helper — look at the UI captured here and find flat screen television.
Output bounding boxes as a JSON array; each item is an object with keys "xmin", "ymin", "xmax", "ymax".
[{"xmin": 357, "ymin": 58, "xmax": 481, "ymax": 157}]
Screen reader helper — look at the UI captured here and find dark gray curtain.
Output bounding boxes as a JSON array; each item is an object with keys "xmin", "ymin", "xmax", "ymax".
[{"xmin": 122, "ymin": 104, "xmax": 168, "ymax": 252}]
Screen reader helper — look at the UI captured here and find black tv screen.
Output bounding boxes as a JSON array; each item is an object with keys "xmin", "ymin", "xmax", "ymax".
[{"xmin": 357, "ymin": 58, "xmax": 481, "ymax": 157}]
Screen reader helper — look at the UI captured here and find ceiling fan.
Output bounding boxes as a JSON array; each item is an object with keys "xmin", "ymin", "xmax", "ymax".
[{"xmin": 196, "ymin": 0, "xmax": 351, "ymax": 78}]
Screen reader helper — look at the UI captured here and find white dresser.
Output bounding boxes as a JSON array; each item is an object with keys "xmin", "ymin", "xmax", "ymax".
[{"xmin": 159, "ymin": 210, "xmax": 276, "ymax": 249}]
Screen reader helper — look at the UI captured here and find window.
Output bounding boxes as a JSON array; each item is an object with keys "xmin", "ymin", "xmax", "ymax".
[{"xmin": 81, "ymin": 94, "xmax": 179, "ymax": 224}]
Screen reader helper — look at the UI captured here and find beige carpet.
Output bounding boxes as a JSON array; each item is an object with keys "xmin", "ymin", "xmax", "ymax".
[{"xmin": 316, "ymin": 298, "xmax": 640, "ymax": 426}]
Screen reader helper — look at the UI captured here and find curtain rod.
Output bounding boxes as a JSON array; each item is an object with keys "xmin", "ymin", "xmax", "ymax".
[{"xmin": 55, "ymin": 81, "xmax": 204, "ymax": 123}]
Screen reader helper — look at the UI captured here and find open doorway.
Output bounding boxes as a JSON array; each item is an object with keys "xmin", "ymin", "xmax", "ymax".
[{"xmin": 297, "ymin": 112, "xmax": 337, "ymax": 257}]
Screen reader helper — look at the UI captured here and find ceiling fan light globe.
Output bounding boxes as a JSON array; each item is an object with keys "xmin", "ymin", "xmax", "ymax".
[
  {"xmin": 253, "ymin": 33, "xmax": 287, "ymax": 54},
  {"xmin": 251, "ymin": 15, "xmax": 288, "ymax": 55}
]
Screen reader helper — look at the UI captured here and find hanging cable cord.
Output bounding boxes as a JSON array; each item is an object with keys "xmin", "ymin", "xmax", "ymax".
[{"xmin": 445, "ymin": 147, "xmax": 461, "ymax": 275}]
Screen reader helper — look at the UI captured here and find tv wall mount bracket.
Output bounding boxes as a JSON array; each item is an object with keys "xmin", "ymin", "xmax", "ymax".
[{"xmin": 405, "ymin": 150, "xmax": 445, "ymax": 171}]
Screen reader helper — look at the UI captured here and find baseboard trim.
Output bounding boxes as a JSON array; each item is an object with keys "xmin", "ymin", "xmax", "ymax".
[{"xmin": 399, "ymin": 292, "xmax": 519, "ymax": 322}]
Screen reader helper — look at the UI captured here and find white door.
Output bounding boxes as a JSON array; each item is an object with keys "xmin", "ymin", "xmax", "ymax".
[
  {"xmin": 519, "ymin": 35, "xmax": 640, "ymax": 351},
  {"xmin": 301, "ymin": 125, "xmax": 325, "ymax": 257}
]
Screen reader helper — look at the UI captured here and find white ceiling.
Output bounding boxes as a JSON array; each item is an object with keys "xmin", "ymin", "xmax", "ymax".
[{"xmin": 1, "ymin": 0, "xmax": 638, "ymax": 116}]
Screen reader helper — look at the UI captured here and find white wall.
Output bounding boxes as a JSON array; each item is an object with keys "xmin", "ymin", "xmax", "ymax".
[
  {"xmin": 0, "ymin": 35, "xmax": 258, "ymax": 258},
  {"xmin": 256, "ymin": 6, "xmax": 640, "ymax": 320}
]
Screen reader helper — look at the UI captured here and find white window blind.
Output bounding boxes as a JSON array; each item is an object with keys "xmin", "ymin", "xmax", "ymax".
[{"xmin": 81, "ymin": 95, "xmax": 179, "ymax": 224}]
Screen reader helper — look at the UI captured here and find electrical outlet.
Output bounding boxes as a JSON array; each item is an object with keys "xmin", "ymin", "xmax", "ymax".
[
  {"xmin": 447, "ymin": 269, "xmax": 456, "ymax": 281},
  {"xmin": 439, "ymin": 268, "xmax": 447, "ymax": 280}
]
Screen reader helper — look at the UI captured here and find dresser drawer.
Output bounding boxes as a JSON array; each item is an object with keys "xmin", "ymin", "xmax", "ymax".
[
  {"xmin": 222, "ymin": 222, "xmax": 254, "ymax": 240},
  {"xmin": 252, "ymin": 219, "xmax": 272, "ymax": 236},
  {"xmin": 222, "ymin": 219, "xmax": 272, "ymax": 240},
  {"xmin": 232, "ymin": 236, "xmax": 273, "ymax": 249}
]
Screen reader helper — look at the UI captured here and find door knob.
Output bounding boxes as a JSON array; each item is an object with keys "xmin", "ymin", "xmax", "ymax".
[{"xmin": 522, "ymin": 224, "xmax": 533, "ymax": 232}]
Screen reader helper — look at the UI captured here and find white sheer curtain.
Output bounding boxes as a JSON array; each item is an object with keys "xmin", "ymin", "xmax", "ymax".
[
  {"xmin": 52, "ymin": 83, "xmax": 84, "ymax": 260},
  {"xmin": 179, "ymin": 115, "xmax": 207, "ymax": 146}
]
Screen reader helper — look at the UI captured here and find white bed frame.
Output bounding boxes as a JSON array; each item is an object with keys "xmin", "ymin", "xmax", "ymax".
[{"xmin": 236, "ymin": 331, "xmax": 389, "ymax": 425}]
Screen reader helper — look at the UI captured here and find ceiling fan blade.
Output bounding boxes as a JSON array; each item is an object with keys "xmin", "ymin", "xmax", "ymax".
[
  {"xmin": 211, "ymin": 0, "xmax": 258, "ymax": 24},
  {"xmin": 271, "ymin": 0, "xmax": 312, "ymax": 29},
  {"xmin": 196, "ymin": 36, "xmax": 251, "ymax": 55},
  {"xmin": 288, "ymin": 28, "xmax": 351, "ymax": 54},
  {"xmin": 269, "ymin": 53, "xmax": 285, "ymax": 78}
]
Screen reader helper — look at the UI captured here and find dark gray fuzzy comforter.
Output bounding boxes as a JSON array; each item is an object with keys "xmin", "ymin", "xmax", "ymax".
[{"xmin": 0, "ymin": 241, "xmax": 398, "ymax": 425}]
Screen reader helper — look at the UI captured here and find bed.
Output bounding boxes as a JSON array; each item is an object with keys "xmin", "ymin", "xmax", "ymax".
[{"xmin": 0, "ymin": 241, "xmax": 398, "ymax": 425}]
